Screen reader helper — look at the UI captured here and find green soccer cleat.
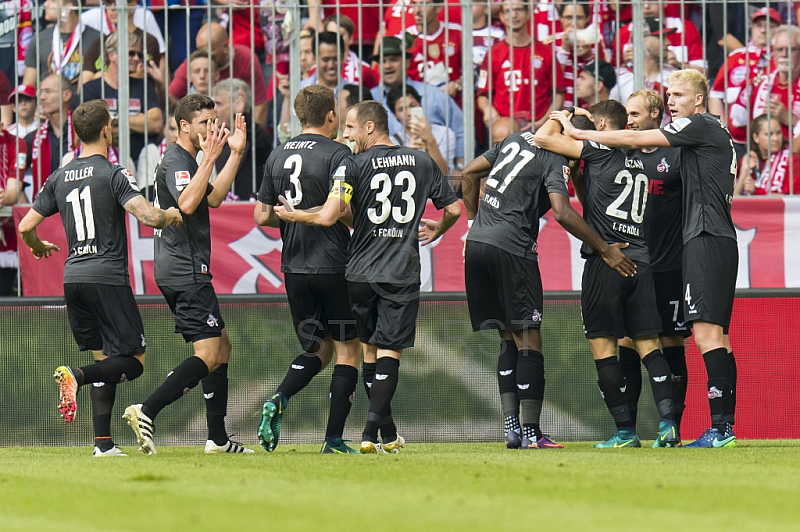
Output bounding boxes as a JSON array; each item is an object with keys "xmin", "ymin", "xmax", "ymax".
[
  {"xmin": 257, "ymin": 393, "xmax": 286, "ymax": 452},
  {"xmin": 321, "ymin": 437, "xmax": 360, "ymax": 454},
  {"xmin": 652, "ymin": 419, "xmax": 681, "ymax": 448},
  {"xmin": 594, "ymin": 429, "xmax": 641, "ymax": 448}
]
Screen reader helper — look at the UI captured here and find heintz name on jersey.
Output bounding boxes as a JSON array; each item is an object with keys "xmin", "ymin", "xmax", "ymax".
[{"xmin": 283, "ymin": 140, "xmax": 317, "ymax": 150}]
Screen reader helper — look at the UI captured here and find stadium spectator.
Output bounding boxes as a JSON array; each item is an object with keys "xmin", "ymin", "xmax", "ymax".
[
  {"xmin": 299, "ymin": 29, "xmax": 316, "ymax": 79},
  {"xmin": 147, "ymin": 0, "xmax": 203, "ymax": 67},
  {"xmin": 613, "ymin": 2, "xmax": 707, "ymax": 75},
  {"xmin": 406, "ymin": 0, "xmax": 463, "ymax": 99},
  {"xmin": 213, "ymin": 78, "xmax": 271, "ymax": 201},
  {"xmin": 307, "ymin": 0, "xmax": 382, "ymax": 51},
  {"xmin": 731, "ymin": 25, "xmax": 800, "ymax": 149},
  {"xmin": 536, "ymin": 102, "xmax": 680, "ymax": 449},
  {"xmin": 23, "ymin": 75, "xmax": 79, "ymax": 201},
  {"xmin": 273, "ymin": 100, "xmax": 461, "ymax": 454},
  {"xmin": 6, "ymin": 85, "xmax": 39, "ymax": 139},
  {"xmin": 169, "ymin": 23, "xmax": 268, "ymax": 128},
  {"xmin": 575, "ymin": 60, "xmax": 617, "ymax": 106},
  {"xmin": 23, "ymin": 0, "xmax": 102, "ymax": 88},
  {"xmin": 736, "ymin": 114, "xmax": 800, "ymax": 196},
  {"xmin": 381, "ymin": 0, "xmax": 462, "ymax": 41},
  {"xmin": 709, "ymin": 7, "xmax": 780, "ymax": 151},
  {"xmin": 322, "ymin": 14, "xmax": 379, "ymax": 89},
  {"xmin": 0, "ymin": 126, "xmax": 25, "ymax": 295},
  {"xmin": 477, "ymin": 0, "xmax": 567, "ymax": 135},
  {"xmin": 300, "ymin": 31, "xmax": 349, "ymax": 95},
  {"xmin": 81, "ymin": 32, "xmax": 162, "ymax": 164},
  {"xmin": 259, "ymin": 0, "xmax": 290, "ymax": 85},
  {"xmin": 212, "ymin": 0, "xmax": 265, "ymax": 68},
  {"xmin": 187, "ymin": 50, "xmax": 219, "ymax": 97},
  {"xmin": 612, "ymin": 35, "xmax": 677, "ymax": 110},
  {"xmin": 255, "ymin": 84, "xmax": 363, "ymax": 455},
  {"xmin": 123, "ymin": 95, "xmax": 252, "ymax": 456},
  {"xmin": 81, "ymin": 0, "xmax": 166, "ymax": 54},
  {"xmin": 18, "ymin": 99, "xmax": 182, "ymax": 456},
  {"xmin": 0, "ymin": 0, "xmax": 32, "ymax": 92},
  {"xmin": 338, "ymin": 83, "xmax": 374, "ymax": 139},
  {"xmin": 137, "ymin": 108, "xmax": 178, "ymax": 198},
  {"xmin": 470, "ymin": 3, "xmax": 505, "ymax": 84},
  {"xmin": 387, "ymin": 84, "xmax": 455, "ymax": 176},
  {"xmin": 370, "ymin": 35, "xmax": 465, "ymax": 167}
]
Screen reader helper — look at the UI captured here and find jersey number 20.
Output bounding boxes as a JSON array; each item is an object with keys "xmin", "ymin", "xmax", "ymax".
[{"xmin": 606, "ymin": 170, "xmax": 648, "ymax": 223}]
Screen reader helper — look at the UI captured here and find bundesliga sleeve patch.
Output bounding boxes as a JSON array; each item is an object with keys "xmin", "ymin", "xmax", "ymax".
[
  {"xmin": 328, "ymin": 179, "xmax": 353, "ymax": 204},
  {"xmin": 122, "ymin": 168, "xmax": 140, "ymax": 191},
  {"xmin": 664, "ymin": 117, "xmax": 691, "ymax": 134},
  {"xmin": 562, "ymin": 165, "xmax": 571, "ymax": 183},
  {"xmin": 175, "ymin": 170, "xmax": 191, "ymax": 187}
]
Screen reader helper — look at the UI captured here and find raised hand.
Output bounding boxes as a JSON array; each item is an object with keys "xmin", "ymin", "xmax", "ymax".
[
  {"xmin": 199, "ymin": 118, "xmax": 230, "ymax": 162},
  {"xmin": 228, "ymin": 113, "xmax": 247, "ymax": 156}
]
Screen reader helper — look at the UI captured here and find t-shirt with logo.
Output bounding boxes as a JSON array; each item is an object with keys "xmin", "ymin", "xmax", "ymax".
[
  {"xmin": 468, "ymin": 131, "xmax": 569, "ymax": 261},
  {"xmin": 81, "ymin": 76, "xmax": 160, "ymax": 161},
  {"xmin": 24, "ymin": 25, "xmax": 102, "ymax": 85},
  {"xmin": 333, "ymin": 145, "xmax": 458, "ymax": 286},
  {"xmin": 259, "ymin": 133, "xmax": 351, "ymax": 274},
  {"xmin": 637, "ymin": 147, "xmax": 682, "ymax": 272},
  {"xmin": 661, "ymin": 113, "xmax": 737, "ymax": 243},
  {"xmin": 153, "ymin": 143, "xmax": 213, "ymax": 286},
  {"xmin": 32, "ymin": 154, "xmax": 142, "ymax": 285},
  {"xmin": 580, "ymin": 141, "xmax": 650, "ymax": 263}
]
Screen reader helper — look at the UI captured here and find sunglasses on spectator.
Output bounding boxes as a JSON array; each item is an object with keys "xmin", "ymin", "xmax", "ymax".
[{"xmin": 129, "ymin": 50, "xmax": 143, "ymax": 60}]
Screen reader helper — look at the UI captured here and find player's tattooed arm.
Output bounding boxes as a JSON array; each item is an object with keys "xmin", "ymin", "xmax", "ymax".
[
  {"xmin": 124, "ymin": 195, "xmax": 183, "ymax": 228},
  {"xmin": 550, "ymin": 193, "xmax": 636, "ymax": 277}
]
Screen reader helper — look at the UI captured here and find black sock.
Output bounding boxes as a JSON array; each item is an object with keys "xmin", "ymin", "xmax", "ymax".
[
  {"xmin": 702, "ymin": 347, "xmax": 732, "ymax": 432},
  {"xmin": 142, "ymin": 356, "xmax": 209, "ymax": 419},
  {"xmin": 276, "ymin": 354, "xmax": 323, "ymax": 400},
  {"xmin": 517, "ymin": 349, "xmax": 544, "ymax": 440},
  {"xmin": 91, "ymin": 382, "xmax": 116, "ymax": 451},
  {"xmin": 363, "ymin": 358, "xmax": 399, "ymax": 443},
  {"xmin": 362, "ymin": 361, "xmax": 395, "ymax": 440},
  {"xmin": 728, "ymin": 350, "xmax": 737, "ymax": 426},
  {"xmin": 595, "ymin": 357, "xmax": 634, "ymax": 430},
  {"xmin": 325, "ymin": 365, "xmax": 358, "ymax": 439},
  {"xmin": 201, "ymin": 363, "xmax": 229, "ymax": 445},
  {"xmin": 641, "ymin": 350, "xmax": 675, "ymax": 421},
  {"xmin": 76, "ymin": 356, "xmax": 144, "ymax": 387},
  {"xmin": 617, "ymin": 346, "xmax": 642, "ymax": 427},
  {"xmin": 663, "ymin": 345, "xmax": 687, "ymax": 428},
  {"xmin": 497, "ymin": 340, "xmax": 520, "ymax": 429}
]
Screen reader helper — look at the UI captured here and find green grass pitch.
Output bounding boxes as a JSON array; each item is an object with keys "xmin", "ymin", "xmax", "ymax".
[{"xmin": 2, "ymin": 441, "xmax": 799, "ymax": 531}]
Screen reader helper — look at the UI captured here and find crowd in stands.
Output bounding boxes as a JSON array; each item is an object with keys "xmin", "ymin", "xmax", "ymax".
[{"xmin": 2, "ymin": 0, "xmax": 800, "ymax": 295}]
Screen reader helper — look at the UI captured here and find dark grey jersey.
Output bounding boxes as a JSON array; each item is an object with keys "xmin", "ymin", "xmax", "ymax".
[
  {"xmin": 339, "ymin": 145, "xmax": 458, "ymax": 285},
  {"xmin": 661, "ymin": 113, "xmax": 737, "ymax": 243},
  {"xmin": 32, "ymin": 154, "xmax": 142, "ymax": 285},
  {"xmin": 467, "ymin": 132, "xmax": 570, "ymax": 260},
  {"xmin": 580, "ymin": 141, "xmax": 650, "ymax": 263},
  {"xmin": 638, "ymin": 147, "xmax": 682, "ymax": 272},
  {"xmin": 259, "ymin": 133, "xmax": 351, "ymax": 273},
  {"xmin": 153, "ymin": 144, "xmax": 213, "ymax": 286}
]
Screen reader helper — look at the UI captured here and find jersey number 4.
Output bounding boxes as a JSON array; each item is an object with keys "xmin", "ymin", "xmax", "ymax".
[
  {"xmin": 368, "ymin": 171, "xmax": 416, "ymax": 225},
  {"xmin": 486, "ymin": 142, "xmax": 535, "ymax": 194},
  {"xmin": 66, "ymin": 187, "xmax": 96, "ymax": 241},
  {"xmin": 606, "ymin": 170, "xmax": 648, "ymax": 223}
]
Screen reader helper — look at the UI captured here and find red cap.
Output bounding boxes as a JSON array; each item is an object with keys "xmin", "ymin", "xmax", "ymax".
[
  {"xmin": 752, "ymin": 7, "xmax": 782, "ymax": 25},
  {"xmin": 8, "ymin": 84, "xmax": 36, "ymax": 103}
]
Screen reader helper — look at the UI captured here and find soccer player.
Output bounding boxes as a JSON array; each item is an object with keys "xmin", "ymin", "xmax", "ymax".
[
  {"xmin": 254, "ymin": 85, "xmax": 362, "ymax": 454},
  {"xmin": 17, "ymin": 100, "xmax": 182, "ymax": 457},
  {"xmin": 123, "ymin": 94, "xmax": 253, "ymax": 455},
  {"xmin": 536, "ymin": 101, "xmax": 679, "ymax": 448},
  {"xmin": 617, "ymin": 90, "xmax": 689, "ymax": 432},
  {"xmin": 274, "ymin": 101, "xmax": 461, "ymax": 454},
  {"xmin": 556, "ymin": 69, "xmax": 739, "ymax": 448},
  {"xmin": 462, "ymin": 127, "xmax": 636, "ymax": 450}
]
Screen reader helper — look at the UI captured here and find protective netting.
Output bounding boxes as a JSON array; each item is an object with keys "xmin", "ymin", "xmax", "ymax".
[{"xmin": 1, "ymin": 293, "xmax": 798, "ymax": 448}]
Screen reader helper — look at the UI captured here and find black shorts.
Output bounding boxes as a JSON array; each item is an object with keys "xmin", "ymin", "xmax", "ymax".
[
  {"xmin": 347, "ymin": 281, "xmax": 420, "ymax": 350},
  {"xmin": 653, "ymin": 269, "xmax": 692, "ymax": 338},
  {"xmin": 159, "ymin": 283, "xmax": 225, "ymax": 343},
  {"xmin": 683, "ymin": 233, "xmax": 738, "ymax": 333},
  {"xmin": 284, "ymin": 272, "xmax": 359, "ymax": 353},
  {"xmin": 464, "ymin": 240, "xmax": 543, "ymax": 332},
  {"xmin": 64, "ymin": 283, "xmax": 147, "ymax": 357},
  {"xmin": 581, "ymin": 255, "xmax": 662, "ymax": 339}
]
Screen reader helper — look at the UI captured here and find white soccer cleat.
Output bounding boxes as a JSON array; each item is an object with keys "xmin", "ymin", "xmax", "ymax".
[
  {"xmin": 123, "ymin": 404, "xmax": 157, "ymax": 455},
  {"xmin": 93, "ymin": 446, "xmax": 127, "ymax": 457},
  {"xmin": 204, "ymin": 440, "xmax": 254, "ymax": 454},
  {"xmin": 382, "ymin": 435, "xmax": 406, "ymax": 453}
]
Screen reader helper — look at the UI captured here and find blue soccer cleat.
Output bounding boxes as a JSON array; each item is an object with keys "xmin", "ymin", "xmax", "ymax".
[{"xmin": 684, "ymin": 427, "xmax": 737, "ymax": 448}]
